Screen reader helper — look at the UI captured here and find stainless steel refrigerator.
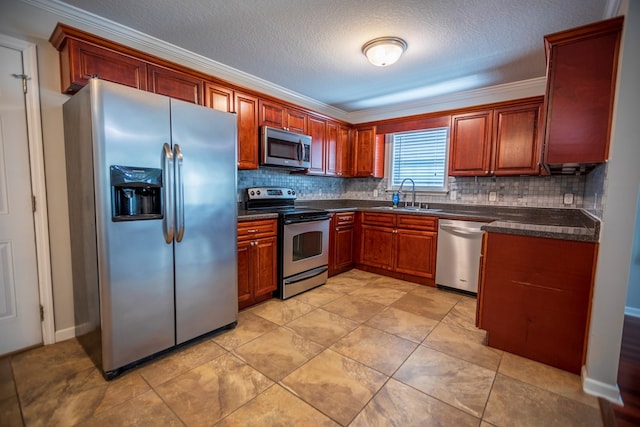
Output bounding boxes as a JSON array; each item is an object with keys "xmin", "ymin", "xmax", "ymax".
[{"xmin": 64, "ymin": 79, "xmax": 238, "ymax": 378}]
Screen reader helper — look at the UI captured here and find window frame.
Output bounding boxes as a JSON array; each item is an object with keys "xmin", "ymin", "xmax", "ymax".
[{"xmin": 385, "ymin": 126, "xmax": 450, "ymax": 194}]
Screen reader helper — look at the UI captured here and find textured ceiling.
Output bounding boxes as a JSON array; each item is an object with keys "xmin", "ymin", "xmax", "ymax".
[{"xmin": 58, "ymin": 0, "xmax": 611, "ymax": 113}]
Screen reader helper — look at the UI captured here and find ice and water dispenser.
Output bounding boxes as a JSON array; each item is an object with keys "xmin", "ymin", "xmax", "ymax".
[{"xmin": 110, "ymin": 165, "xmax": 163, "ymax": 221}]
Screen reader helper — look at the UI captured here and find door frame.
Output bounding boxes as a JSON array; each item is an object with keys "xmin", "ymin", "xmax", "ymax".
[{"xmin": 0, "ymin": 33, "xmax": 54, "ymax": 346}]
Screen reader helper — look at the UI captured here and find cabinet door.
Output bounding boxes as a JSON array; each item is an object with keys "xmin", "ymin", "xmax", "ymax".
[
  {"xmin": 308, "ymin": 116, "xmax": 327, "ymax": 175},
  {"xmin": 205, "ymin": 82, "xmax": 234, "ymax": 112},
  {"xmin": 236, "ymin": 91, "xmax": 259, "ymax": 170},
  {"xmin": 394, "ymin": 229, "xmax": 436, "ymax": 278},
  {"xmin": 237, "ymin": 240, "xmax": 253, "ymax": 309},
  {"xmin": 544, "ymin": 17, "xmax": 623, "ymax": 165},
  {"xmin": 325, "ymin": 121, "xmax": 339, "ymax": 176},
  {"xmin": 259, "ymin": 99, "xmax": 286, "ymax": 129},
  {"xmin": 449, "ymin": 111, "xmax": 493, "ymax": 176},
  {"xmin": 286, "ymin": 108, "xmax": 308, "ymax": 134},
  {"xmin": 352, "ymin": 126, "xmax": 376, "ymax": 177},
  {"xmin": 335, "ymin": 226, "xmax": 354, "ymax": 270},
  {"xmin": 254, "ymin": 236, "xmax": 278, "ymax": 297},
  {"xmin": 492, "ymin": 103, "xmax": 542, "ymax": 175},
  {"xmin": 360, "ymin": 225, "xmax": 394, "ymax": 270},
  {"xmin": 336, "ymin": 125, "xmax": 352, "ymax": 176},
  {"xmin": 147, "ymin": 65, "xmax": 204, "ymax": 104},
  {"xmin": 61, "ymin": 39, "xmax": 148, "ymax": 93}
]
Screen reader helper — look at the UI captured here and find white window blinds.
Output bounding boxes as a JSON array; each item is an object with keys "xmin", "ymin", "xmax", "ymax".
[{"xmin": 390, "ymin": 127, "xmax": 449, "ymax": 191}]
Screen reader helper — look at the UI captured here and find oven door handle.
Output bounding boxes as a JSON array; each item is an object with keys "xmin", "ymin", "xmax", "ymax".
[
  {"xmin": 284, "ymin": 215, "xmax": 330, "ymax": 225},
  {"xmin": 284, "ymin": 266, "xmax": 329, "ymax": 285}
]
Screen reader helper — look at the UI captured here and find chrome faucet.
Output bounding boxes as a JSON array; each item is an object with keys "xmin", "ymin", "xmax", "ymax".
[{"xmin": 398, "ymin": 178, "xmax": 416, "ymax": 208}]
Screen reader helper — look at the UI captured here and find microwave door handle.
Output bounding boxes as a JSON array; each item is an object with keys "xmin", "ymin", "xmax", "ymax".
[{"xmin": 297, "ymin": 139, "xmax": 303, "ymax": 164}]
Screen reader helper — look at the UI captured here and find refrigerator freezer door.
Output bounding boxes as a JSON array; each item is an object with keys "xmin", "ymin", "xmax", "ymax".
[
  {"xmin": 94, "ymin": 80, "xmax": 176, "ymax": 371},
  {"xmin": 171, "ymin": 99, "xmax": 238, "ymax": 344}
]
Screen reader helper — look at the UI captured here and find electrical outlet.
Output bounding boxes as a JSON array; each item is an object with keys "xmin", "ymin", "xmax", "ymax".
[
  {"xmin": 449, "ymin": 190, "xmax": 457, "ymax": 200},
  {"xmin": 373, "ymin": 189, "xmax": 378, "ymax": 198},
  {"xmin": 489, "ymin": 191, "xmax": 497, "ymax": 202},
  {"xmin": 563, "ymin": 193, "xmax": 574, "ymax": 205}
]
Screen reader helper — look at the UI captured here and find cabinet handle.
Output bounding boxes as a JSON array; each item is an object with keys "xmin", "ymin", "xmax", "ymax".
[{"xmin": 247, "ymin": 229, "xmax": 259, "ymax": 233}]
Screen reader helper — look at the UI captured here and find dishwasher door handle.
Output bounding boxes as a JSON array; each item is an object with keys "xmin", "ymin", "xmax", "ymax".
[{"xmin": 439, "ymin": 225, "xmax": 485, "ymax": 236}]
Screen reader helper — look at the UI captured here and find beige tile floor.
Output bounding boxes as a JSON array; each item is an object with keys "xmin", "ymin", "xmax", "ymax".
[{"xmin": 0, "ymin": 269, "xmax": 603, "ymax": 426}]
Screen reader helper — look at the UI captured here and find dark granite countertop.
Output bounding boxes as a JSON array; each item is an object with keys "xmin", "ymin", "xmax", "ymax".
[
  {"xmin": 237, "ymin": 210, "xmax": 279, "ymax": 221},
  {"xmin": 298, "ymin": 199, "xmax": 601, "ymax": 242}
]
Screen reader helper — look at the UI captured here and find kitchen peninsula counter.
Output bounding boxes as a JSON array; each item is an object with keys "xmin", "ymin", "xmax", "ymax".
[{"xmin": 296, "ymin": 199, "xmax": 600, "ymax": 243}]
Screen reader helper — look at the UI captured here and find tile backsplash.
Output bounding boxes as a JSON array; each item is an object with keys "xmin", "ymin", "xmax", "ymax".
[{"xmin": 238, "ymin": 167, "xmax": 588, "ymax": 209}]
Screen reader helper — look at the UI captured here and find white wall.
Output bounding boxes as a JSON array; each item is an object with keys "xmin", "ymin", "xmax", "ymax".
[{"xmin": 583, "ymin": 0, "xmax": 640, "ymax": 403}]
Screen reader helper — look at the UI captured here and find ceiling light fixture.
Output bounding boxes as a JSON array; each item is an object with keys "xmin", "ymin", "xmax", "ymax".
[{"xmin": 362, "ymin": 37, "xmax": 407, "ymax": 67}]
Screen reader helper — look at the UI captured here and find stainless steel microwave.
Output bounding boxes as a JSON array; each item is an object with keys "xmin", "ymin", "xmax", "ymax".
[{"xmin": 260, "ymin": 126, "xmax": 311, "ymax": 170}]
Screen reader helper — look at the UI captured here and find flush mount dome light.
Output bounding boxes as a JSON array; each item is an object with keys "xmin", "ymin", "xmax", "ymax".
[{"xmin": 362, "ymin": 37, "xmax": 407, "ymax": 67}]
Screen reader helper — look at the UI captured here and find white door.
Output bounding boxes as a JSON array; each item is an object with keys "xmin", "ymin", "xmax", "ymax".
[{"xmin": 0, "ymin": 44, "xmax": 42, "ymax": 354}]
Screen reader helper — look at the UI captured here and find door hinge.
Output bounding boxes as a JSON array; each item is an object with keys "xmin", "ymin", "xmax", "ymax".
[
  {"xmin": 40, "ymin": 305, "xmax": 44, "ymax": 322},
  {"xmin": 32, "ymin": 195, "xmax": 36, "ymax": 212},
  {"xmin": 11, "ymin": 73, "xmax": 30, "ymax": 94}
]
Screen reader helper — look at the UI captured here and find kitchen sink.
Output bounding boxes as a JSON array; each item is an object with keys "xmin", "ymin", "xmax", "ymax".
[{"xmin": 371, "ymin": 206, "xmax": 442, "ymax": 213}]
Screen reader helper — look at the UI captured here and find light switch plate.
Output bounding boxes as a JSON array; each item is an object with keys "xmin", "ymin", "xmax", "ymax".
[
  {"xmin": 563, "ymin": 193, "xmax": 574, "ymax": 205},
  {"xmin": 489, "ymin": 191, "xmax": 497, "ymax": 202},
  {"xmin": 373, "ymin": 189, "xmax": 378, "ymax": 198}
]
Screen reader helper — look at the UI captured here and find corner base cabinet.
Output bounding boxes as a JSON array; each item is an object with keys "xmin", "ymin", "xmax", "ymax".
[
  {"xmin": 477, "ymin": 232, "xmax": 598, "ymax": 374},
  {"xmin": 237, "ymin": 219, "xmax": 278, "ymax": 310}
]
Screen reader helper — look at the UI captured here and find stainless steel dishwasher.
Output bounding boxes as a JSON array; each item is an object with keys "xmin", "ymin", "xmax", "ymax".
[{"xmin": 435, "ymin": 219, "xmax": 486, "ymax": 294}]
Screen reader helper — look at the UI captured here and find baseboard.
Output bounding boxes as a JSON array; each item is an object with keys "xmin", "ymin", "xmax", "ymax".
[
  {"xmin": 624, "ymin": 306, "xmax": 640, "ymax": 318},
  {"xmin": 54, "ymin": 326, "xmax": 76, "ymax": 342},
  {"xmin": 581, "ymin": 366, "xmax": 623, "ymax": 405},
  {"xmin": 54, "ymin": 322, "xmax": 94, "ymax": 342}
]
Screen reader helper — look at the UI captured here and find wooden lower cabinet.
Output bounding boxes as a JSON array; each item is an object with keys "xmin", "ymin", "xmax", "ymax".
[
  {"xmin": 329, "ymin": 212, "xmax": 355, "ymax": 276},
  {"xmin": 477, "ymin": 232, "xmax": 598, "ymax": 374},
  {"xmin": 237, "ymin": 219, "xmax": 278, "ymax": 310},
  {"xmin": 357, "ymin": 212, "xmax": 437, "ymax": 284}
]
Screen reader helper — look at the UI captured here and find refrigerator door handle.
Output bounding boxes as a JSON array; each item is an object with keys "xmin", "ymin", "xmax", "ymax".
[
  {"xmin": 174, "ymin": 144, "xmax": 185, "ymax": 242},
  {"xmin": 162, "ymin": 143, "xmax": 175, "ymax": 243}
]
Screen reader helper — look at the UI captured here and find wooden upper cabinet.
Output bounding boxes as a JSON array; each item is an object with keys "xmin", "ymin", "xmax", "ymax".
[
  {"xmin": 325, "ymin": 121, "xmax": 338, "ymax": 176},
  {"xmin": 147, "ymin": 65, "xmax": 204, "ymax": 105},
  {"xmin": 258, "ymin": 99, "xmax": 308, "ymax": 133},
  {"xmin": 449, "ymin": 99, "xmax": 543, "ymax": 177},
  {"xmin": 492, "ymin": 102, "xmax": 542, "ymax": 175},
  {"xmin": 235, "ymin": 91, "xmax": 260, "ymax": 170},
  {"xmin": 543, "ymin": 17, "xmax": 623, "ymax": 166},
  {"xmin": 449, "ymin": 111, "xmax": 493, "ymax": 176},
  {"xmin": 307, "ymin": 115, "xmax": 327, "ymax": 175},
  {"xmin": 205, "ymin": 83, "xmax": 234, "ymax": 112},
  {"xmin": 352, "ymin": 126, "xmax": 383, "ymax": 177},
  {"xmin": 52, "ymin": 37, "xmax": 148, "ymax": 94},
  {"xmin": 336, "ymin": 125, "xmax": 352, "ymax": 177}
]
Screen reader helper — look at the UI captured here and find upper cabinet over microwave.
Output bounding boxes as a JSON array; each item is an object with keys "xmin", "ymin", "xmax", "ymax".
[{"xmin": 260, "ymin": 126, "xmax": 312, "ymax": 170}]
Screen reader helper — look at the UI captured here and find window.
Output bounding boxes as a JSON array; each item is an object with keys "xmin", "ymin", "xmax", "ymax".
[{"xmin": 388, "ymin": 127, "xmax": 449, "ymax": 192}]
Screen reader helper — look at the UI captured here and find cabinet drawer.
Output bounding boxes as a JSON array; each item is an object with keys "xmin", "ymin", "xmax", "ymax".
[
  {"xmin": 238, "ymin": 219, "xmax": 277, "ymax": 240},
  {"xmin": 396, "ymin": 214, "xmax": 437, "ymax": 231},
  {"xmin": 361, "ymin": 212, "xmax": 395, "ymax": 227},
  {"xmin": 335, "ymin": 212, "xmax": 355, "ymax": 226}
]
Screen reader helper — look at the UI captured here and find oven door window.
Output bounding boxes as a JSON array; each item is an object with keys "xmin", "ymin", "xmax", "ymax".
[{"xmin": 293, "ymin": 231, "xmax": 323, "ymax": 261}]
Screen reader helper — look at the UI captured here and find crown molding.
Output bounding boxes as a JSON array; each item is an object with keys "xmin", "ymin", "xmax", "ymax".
[{"xmin": 346, "ymin": 77, "xmax": 547, "ymax": 123}]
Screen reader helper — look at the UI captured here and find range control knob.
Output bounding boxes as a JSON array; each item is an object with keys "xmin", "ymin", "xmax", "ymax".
[
  {"xmin": 256, "ymin": 190, "xmax": 261, "ymax": 196},
  {"xmin": 287, "ymin": 190, "xmax": 292, "ymax": 195},
  {"xmin": 250, "ymin": 190, "xmax": 255, "ymax": 196},
  {"xmin": 291, "ymin": 190, "xmax": 296, "ymax": 195}
]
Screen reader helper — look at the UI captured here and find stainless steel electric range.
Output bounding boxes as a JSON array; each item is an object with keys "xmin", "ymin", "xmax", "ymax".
[{"xmin": 245, "ymin": 187, "xmax": 330, "ymax": 299}]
